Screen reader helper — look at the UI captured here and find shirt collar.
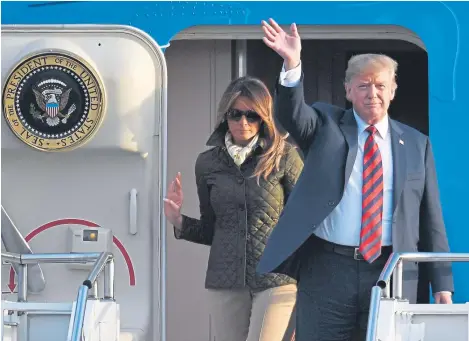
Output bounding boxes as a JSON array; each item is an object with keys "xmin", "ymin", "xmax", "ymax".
[{"xmin": 353, "ymin": 109, "xmax": 389, "ymax": 139}]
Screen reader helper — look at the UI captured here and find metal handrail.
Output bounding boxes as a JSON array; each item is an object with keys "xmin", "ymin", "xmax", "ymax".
[
  {"xmin": 1, "ymin": 251, "xmax": 115, "ymax": 341},
  {"xmin": 366, "ymin": 252, "xmax": 469, "ymax": 341},
  {"xmin": 1, "ymin": 206, "xmax": 46, "ymax": 293},
  {"xmin": 2, "ymin": 251, "xmax": 102, "ymax": 263},
  {"xmin": 70, "ymin": 252, "xmax": 113, "ymax": 341}
]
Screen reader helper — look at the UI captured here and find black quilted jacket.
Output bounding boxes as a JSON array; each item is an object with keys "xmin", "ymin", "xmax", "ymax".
[{"xmin": 175, "ymin": 123, "xmax": 304, "ymax": 291}]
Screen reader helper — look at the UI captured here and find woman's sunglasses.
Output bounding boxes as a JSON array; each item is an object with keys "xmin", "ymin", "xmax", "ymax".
[{"xmin": 225, "ymin": 109, "xmax": 262, "ymax": 123}]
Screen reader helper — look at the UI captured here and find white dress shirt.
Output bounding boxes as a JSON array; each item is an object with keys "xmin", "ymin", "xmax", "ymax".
[{"xmin": 279, "ymin": 62, "xmax": 394, "ymax": 247}]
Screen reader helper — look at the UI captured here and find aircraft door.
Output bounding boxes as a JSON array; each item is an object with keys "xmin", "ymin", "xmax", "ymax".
[{"xmin": 1, "ymin": 25, "xmax": 167, "ymax": 341}]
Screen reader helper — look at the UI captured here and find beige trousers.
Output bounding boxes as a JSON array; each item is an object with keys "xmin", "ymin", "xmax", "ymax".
[{"xmin": 207, "ymin": 284, "xmax": 297, "ymax": 341}]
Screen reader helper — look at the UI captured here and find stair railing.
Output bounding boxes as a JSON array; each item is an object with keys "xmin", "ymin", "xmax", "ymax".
[
  {"xmin": 1, "ymin": 251, "xmax": 115, "ymax": 341},
  {"xmin": 365, "ymin": 252, "xmax": 469, "ymax": 341}
]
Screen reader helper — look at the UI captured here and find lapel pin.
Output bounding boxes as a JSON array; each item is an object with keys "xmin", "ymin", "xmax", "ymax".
[{"xmin": 399, "ymin": 139, "xmax": 404, "ymax": 145}]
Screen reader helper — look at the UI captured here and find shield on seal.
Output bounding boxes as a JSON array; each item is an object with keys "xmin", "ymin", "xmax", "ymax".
[{"xmin": 46, "ymin": 102, "xmax": 59, "ymax": 118}]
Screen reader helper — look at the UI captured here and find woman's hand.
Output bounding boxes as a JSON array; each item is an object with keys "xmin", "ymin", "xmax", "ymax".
[{"xmin": 164, "ymin": 172, "xmax": 184, "ymax": 229}]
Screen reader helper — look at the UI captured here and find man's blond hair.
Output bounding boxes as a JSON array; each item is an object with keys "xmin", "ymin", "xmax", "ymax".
[{"xmin": 344, "ymin": 54, "xmax": 398, "ymax": 88}]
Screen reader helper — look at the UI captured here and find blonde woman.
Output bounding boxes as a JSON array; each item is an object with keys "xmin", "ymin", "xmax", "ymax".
[{"xmin": 164, "ymin": 76, "xmax": 303, "ymax": 341}]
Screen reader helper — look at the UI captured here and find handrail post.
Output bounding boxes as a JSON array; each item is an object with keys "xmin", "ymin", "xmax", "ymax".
[
  {"xmin": 88, "ymin": 280, "xmax": 98, "ymax": 299},
  {"xmin": 17, "ymin": 264, "xmax": 28, "ymax": 302},
  {"xmin": 392, "ymin": 259, "xmax": 403, "ymax": 299},
  {"xmin": 384, "ymin": 284, "xmax": 390, "ymax": 298},
  {"xmin": 104, "ymin": 258, "xmax": 115, "ymax": 300}
]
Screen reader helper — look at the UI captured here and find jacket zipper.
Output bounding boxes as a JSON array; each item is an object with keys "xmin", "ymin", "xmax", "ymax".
[{"xmin": 222, "ymin": 147, "xmax": 248, "ymax": 287}]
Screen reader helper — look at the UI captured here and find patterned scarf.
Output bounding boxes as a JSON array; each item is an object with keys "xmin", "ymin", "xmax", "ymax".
[{"xmin": 224, "ymin": 131, "xmax": 259, "ymax": 166}]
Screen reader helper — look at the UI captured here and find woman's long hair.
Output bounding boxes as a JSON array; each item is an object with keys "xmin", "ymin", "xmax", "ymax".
[{"xmin": 216, "ymin": 76, "xmax": 287, "ymax": 181}]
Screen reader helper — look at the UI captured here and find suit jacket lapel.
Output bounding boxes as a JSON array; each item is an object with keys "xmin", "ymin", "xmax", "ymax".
[
  {"xmin": 339, "ymin": 109, "xmax": 358, "ymax": 192},
  {"xmin": 390, "ymin": 119, "xmax": 406, "ymax": 214}
]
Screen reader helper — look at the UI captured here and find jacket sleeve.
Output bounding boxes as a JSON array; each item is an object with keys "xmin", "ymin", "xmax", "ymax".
[
  {"xmin": 282, "ymin": 145, "xmax": 304, "ymax": 203},
  {"xmin": 419, "ymin": 139, "xmax": 454, "ymax": 293},
  {"xmin": 274, "ymin": 75, "xmax": 321, "ymax": 155},
  {"xmin": 174, "ymin": 156, "xmax": 215, "ymax": 246}
]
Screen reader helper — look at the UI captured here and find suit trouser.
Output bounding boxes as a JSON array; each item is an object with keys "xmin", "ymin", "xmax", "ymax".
[
  {"xmin": 296, "ymin": 236, "xmax": 391, "ymax": 341},
  {"xmin": 207, "ymin": 284, "xmax": 297, "ymax": 341}
]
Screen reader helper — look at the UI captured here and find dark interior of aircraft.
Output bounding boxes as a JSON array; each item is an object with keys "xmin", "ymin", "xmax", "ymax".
[{"xmin": 246, "ymin": 39, "xmax": 429, "ymax": 136}]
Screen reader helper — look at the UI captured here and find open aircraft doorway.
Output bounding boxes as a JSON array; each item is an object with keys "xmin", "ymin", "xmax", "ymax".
[{"xmin": 164, "ymin": 24, "xmax": 429, "ymax": 341}]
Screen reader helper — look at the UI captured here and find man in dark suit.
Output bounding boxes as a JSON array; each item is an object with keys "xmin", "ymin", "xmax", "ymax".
[{"xmin": 257, "ymin": 18, "xmax": 454, "ymax": 341}]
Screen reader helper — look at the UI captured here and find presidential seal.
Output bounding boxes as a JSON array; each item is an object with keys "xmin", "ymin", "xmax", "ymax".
[{"xmin": 2, "ymin": 51, "xmax": 105, "ymax": 151}]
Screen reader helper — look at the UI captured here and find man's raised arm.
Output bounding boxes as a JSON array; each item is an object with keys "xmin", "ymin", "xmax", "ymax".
[{"xmin": 262, "ymin": 18, "xmax": 321, "ymax": 153}]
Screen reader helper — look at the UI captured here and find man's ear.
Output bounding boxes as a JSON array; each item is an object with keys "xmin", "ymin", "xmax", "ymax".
[
  {"xmin": 344, "ymin": 83, "xmax": 352, "ymax": 101},
  {"xmin": 390, "ymin": 84, "xmax": 397, "ymax": 101}
]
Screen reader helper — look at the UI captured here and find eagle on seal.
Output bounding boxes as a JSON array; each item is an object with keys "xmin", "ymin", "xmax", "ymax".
[{"xmin": 32, "ymin": 86, "xmax": 74, "ymax": 127}]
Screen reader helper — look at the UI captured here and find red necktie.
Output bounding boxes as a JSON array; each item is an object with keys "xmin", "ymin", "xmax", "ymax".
[{"xmin": 359, "ymin": 126, "xmax": 383, "ymax": 263}]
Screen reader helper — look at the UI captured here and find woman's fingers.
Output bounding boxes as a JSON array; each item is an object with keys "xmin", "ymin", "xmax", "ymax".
[{"xmin": 163, "ymin": 198, "xmax": 180, "ymax": 211}]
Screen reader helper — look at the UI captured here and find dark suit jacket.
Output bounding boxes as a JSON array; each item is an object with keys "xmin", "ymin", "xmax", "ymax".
[{"xmin": 257, "ymin": 78, "xmax": 454, "ymax": 302}]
